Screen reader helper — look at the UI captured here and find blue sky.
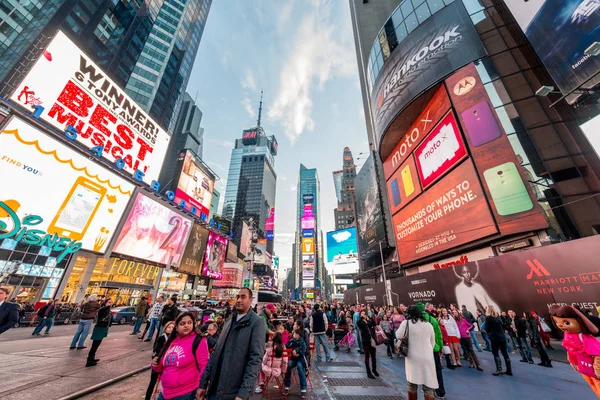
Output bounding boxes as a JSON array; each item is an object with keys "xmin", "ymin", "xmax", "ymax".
[{"xmin": 185, "ymin": 0, "xmax": 369, "ymax": 273}]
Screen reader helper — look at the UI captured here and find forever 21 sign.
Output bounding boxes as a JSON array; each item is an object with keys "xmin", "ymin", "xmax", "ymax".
[{"xmin": 371, "ymin": 2, "xmax": 486, "ymax": 146}]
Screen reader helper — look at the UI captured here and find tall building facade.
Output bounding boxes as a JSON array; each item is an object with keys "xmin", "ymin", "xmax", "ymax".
[
  {"xmin": 334, "ymin": 147, "xmax": 357, "ymax": 230},
  {"xmin": 349, "ymin": 0, "xmax": 600, "ymax": 279},
  {"xmin": 209, "ymin": 188, "xmax": 220, "ymax": 220},
  {"xmin": 0, "ymin": 0, "xmax": 212, "ymax": 132}
]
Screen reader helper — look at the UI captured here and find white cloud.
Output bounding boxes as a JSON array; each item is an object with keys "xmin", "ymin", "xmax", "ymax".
[
  {"xmin": 267, "ymin": 2, "xmax": 355, "ymax": 144},
  {"xmin": 242, "ymin": 97, "xmax": 257, "ymax": 119},
  {"xmin": 241, "ymin": 69, "xmax": 257, "ymax": 90},
  {"xmin": 332, "ymin": 231, "xmax": 351, "ymax": 243},
  {"xmin": 220, "ymin": 50, "xmax": 231, "ymax": 67}
]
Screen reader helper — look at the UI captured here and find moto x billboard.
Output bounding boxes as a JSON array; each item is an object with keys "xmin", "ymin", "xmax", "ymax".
[{"xmin": 371, "ymin": 2, "xmax": 486, "ymax": 145}]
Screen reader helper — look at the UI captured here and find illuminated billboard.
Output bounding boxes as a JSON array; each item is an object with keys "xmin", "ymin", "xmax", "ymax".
[
  {"xmin": 213, "ymin": 263, "xmax": 243, "ymax": 288},
  {"xmin": 179, "ymin": 223, "xmax": 210, "ymax": 275},
  {"xmin": 226, "ymin": 241, "xmax": 238, "ymax": 262},
  {"xmin": 10, "ymin": 31, "xmax": 169, "ymax": 185},
  {"xmin": 112, "ymin": 192, "xmax": 192, "ymax": 267},
  {"xmin": 0, "ymin": 117, "xmax": 133, "ymax": 253},
  {"xmin": 356, "ymin": 153, "xmax": 386, "ymax": 253},
  {"xmin": 202, "ymin": 231, "xmax": 227, "ymax": 279},
  {"xmin": 326, "ymin": 227, "xmax": 359, "ymax": 275},
  {"xmin": 265, "ymin": 207, "xmax": 275, "ymax": 231},
  {"xmin": 302, "ymin": 230, "xmax": 314, "ymax": 239},
  {"xmin": 240, "ymin": 221, "xmax": 252, "ymax": 260},
  {"xmin": 302, "ymin": 254, "xmax": 315, "ymax": 288},
  {"xmin": 301, "ymin": 238, "xmax": 315, "ymax": 255},
  {"xmin": 253, "ymin": 243, "xmax": 267, "ymax": 265},
  {"xmin": 242, "ymin": 129, "xmax": 258, "ymax": 145},
  {"xmin": 174, "ymin": 150, "xmax": 215, "ymax": 219}
]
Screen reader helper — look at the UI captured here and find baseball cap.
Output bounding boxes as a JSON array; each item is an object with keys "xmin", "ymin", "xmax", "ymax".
[{"xmin": 265, "ymin": 303, "xmax": 276, "ymax": 312}]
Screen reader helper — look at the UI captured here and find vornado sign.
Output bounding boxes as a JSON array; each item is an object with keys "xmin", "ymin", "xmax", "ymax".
[{"xmin": 371, "ymin": 2, "xmax": 486, "ymax": 145}]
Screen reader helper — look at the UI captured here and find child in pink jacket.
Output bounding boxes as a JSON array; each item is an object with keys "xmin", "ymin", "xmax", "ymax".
[
  {"xmin": 255, "ymin": 332, "xmax": 288, "ymax": 394},
  {"xmin": 152, "ymin": 313, "xmax": 210, "ymax": 400}
]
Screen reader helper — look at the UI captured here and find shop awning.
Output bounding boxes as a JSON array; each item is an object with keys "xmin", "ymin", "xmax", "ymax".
[{"xmin": 90, "ymin": 281, "xmax": 154, "ymax": 290}]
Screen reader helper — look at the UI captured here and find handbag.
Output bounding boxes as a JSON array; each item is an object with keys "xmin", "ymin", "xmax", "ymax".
[
  {"xmin": 374, "ymin": 325, "xmax": 387, "ymax": 345},
  {"xmin": 539, "ymin": 318, "xmax": 552, "ymax": 333},
  {"xmin": 443, "ymin": 345, "xmax": 451, "ymax": 355},
  {"xmin": 398, "ymin": 322, "xmax": 410, "ymax": 357}
]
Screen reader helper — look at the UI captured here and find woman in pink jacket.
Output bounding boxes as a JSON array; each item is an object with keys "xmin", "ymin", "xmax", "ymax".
[
  {"xmin": 151, "ymin": 312, "xmax": 210, "ymax": 400},
  {"xmin": 453, "ymin": 310, "xmax": 482, "ymax": 371},
  {"xmin": 255, "ymin": 332, "xmax": 288, "ymax": 394}
]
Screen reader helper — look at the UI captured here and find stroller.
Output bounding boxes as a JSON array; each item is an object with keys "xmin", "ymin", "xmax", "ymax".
[{"xmin": 335, "ymin": 329, "xmax": 356, "ymax": 353}]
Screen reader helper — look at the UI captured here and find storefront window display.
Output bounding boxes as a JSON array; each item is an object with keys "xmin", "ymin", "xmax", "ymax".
[{"xmin": 159, "ymin": 270, "xmax": 187, "ymax": 297}]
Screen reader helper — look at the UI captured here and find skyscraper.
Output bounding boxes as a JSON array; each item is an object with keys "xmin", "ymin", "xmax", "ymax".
[
  {"xmin": 0, "ymin": 0, "xmax": 212, "ymax": 132},
  {"xmin": 334, "ymin": 147, "xmax": 357, "ymax": 230},
  {"xmin": 332, "ymin": 170, "xmax": 343, "ymax": 203},
  {"xmin": 223, "ymin": 93, "xmax": 278, "ymax": 250}
]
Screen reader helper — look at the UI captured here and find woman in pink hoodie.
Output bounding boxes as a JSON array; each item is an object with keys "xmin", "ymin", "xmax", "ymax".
[
  {"xmin": 453, "ymin": 310, "xmax": 482, "ymax": 371},
  {"xmin": 151, "ymin": 312, "xmax": 210, "ymax": 400}
]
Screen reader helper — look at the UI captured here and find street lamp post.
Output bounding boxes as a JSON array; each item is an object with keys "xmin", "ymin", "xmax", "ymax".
[{"xmin": 379, "ymin": 240, "xmax": 392, "ymax": 306}]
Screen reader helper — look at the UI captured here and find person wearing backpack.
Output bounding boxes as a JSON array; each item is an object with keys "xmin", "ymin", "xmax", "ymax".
[
  {"xmin": 151, "ymin": 312, "xmax": 209, "ymax": 400},
  {"xmin": 145, "ymin": 321, "xmax": 175, "ymax": 400}
]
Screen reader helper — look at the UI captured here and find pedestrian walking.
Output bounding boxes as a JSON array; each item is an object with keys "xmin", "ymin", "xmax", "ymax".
[
  {"xmin": 357, "ymin": 310, "xmax": 379, "ymax": 379},
  {"xmin": 32, "ymin": 299, "xmax": 58, "ymax": 336},
  {"xmin": 528, "ymin": 311, "xmax": 553, "ymax": 368},
  {"xmin": 70, "ymin": 294, "xmax": 100, "ymax": 350},
  {"xmin": 516, "ymin": 312, "xmax": 534, "ymax": 364},
  {"xmin": 396, "ymin": 305, "xmax": 438, "ymax": 400},
  {"xmin": 198, "ymin": 288, "xmax": 266, "ymax": 400},
  {"xmin": 86, "ymin": 298, "xmax": 113, "ymax": 367},
  {"xmin": 484, "ymin": 305, "xmax": 512, "ymax": 376},
  {"xmin": 131, "ymin": 296, "xmax": 148, "ymax": 336},
  {"xmin": 417, "ymin": 302, "xmax": 446, "ymax": 399},
  {"xmin": 159, "ymin": 296, "xmax": 179, "ymax": 336},
  {"xmin": 145, "ymin": 321, "xmax": 175, "ymax": 400},
  {"xmin": 353, "ymin": 305, "xmax": 364, "ymax": 354},
  {"xmin": 380, "ymin": 314, "xmax": 395, "ymax": 359},
  {"xmin": 0, "ymin": 287, "xmax": 19, "ymax": 336},
  {"xmin": 144, "ymin": 296, "xmax": 165, "ymax": 341},
  {"xmin": 462, "ymin": 305, "xmax": 482, "ymax": 352},
  {"xmin": 438, "ymin": 308, "xmax": 461, "ymax": 367},
  {"xmin": 476, "ymin": 309, "xmax": 492, "ymax": 351},
  {"xmin": 310, "ymin": 303, "xmax": 333, "ymax": 362},
  {"xmin": 152, "ymin": 313, "xmax": 209, "ymax": 400},
  {"xmin": 454, "ymin": 310, "xmax": 482, "ymax": 371}
]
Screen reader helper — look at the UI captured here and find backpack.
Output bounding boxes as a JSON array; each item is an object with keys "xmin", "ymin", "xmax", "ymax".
[{"xmin": 191, "ymin": 333, "xmax": 206, "ymax": 371}]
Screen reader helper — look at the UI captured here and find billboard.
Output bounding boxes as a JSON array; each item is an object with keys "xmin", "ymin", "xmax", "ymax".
[
  {"xmin": 213, "ymin": 263, "xmax": 243, "ymax": 288},
  {"xmin": 301, "ymin": 238, "xmax": 315, "ymax": 255},
  {"xmin": 270, "ymin": 136, "xmax": 278, "ymax": 155},
  {"xmin": 242, "ymin": 129, "xmax": 258, "ymax": 145},
  {"xmin": 302, "ymin": 230, "xmax": 314, "ymax": 239},
  {"xmin": 266, "ymin": 231, "xmax": 274, "ymax": 240},
  {"xmin": 414, "ymin": 111, "xmax": 467, "ymax": 188},
  {"xmin": 174, "ymin": 150, "xmax": 214, "ymax": 219},
  {"xmin": 371, "ymin": 2, "xmax": 486, "ymax": 144},
  {"xmin": 355, "ymin": 153, "xmax": 386, "ymax": 253},
  {"xmin": 10, "ymin": 31, "xmax": 169, "ymax": 185},
  {"xmin": 0, "ymin": 117, "xmax": 133, "ymax": 253},
  {"xmin": 112, "ymin": 192, "xmax": 192, "ymax": 267},
  {"xmin": 326, "ymin": 227, "xmax": 359, "ymax": 275},
  {"xmin": 386, "ymin": 155, "xmax": 422, "ymax": 215},
  {"xmin": 392, "ymin": 160, "xmax": 497, "ymax": 263},
  {"xmin": 202, "ymin": 231, "xmax": 227, "ymax": 279},
  {"xmin": 265, "ymin": 207, "xmax": 275, "ymax": 231},
  {"xmin": 240, "ymin": 221, "xmax": 251, "ymax": 259},
  {"xmin": 504, "ymin": 0, "xmax": 600, "ymax": 100},
  {"xmin": 253, "ymin": 242, "xmax": 267, "ymax": 265},
  {"xmin": 179, "ymin": 223, "xmax": 210, "ymax": 275},
  {"xmin": 302, "ymin": 254, "xmax": 315, "ymax": 289},
  {"xmin": 301, "ymin": 215, "xmax": 315, "ymax": 230},
  {"xmin": 226, "ymin": 241, "xmax": 238, "ymax": 262},
  {"xmin": 303, "ymin": 194, "xmax": 314, "ymax": 204}
]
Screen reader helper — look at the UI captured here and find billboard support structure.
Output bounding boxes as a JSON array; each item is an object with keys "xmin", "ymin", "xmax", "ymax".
[{"xmin": 379, "ymin": 240, "xmax": 392, "ymax": 306}]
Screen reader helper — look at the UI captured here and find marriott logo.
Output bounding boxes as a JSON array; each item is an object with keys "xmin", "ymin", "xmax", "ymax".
[{"xmin": 526, "ymin": 259, "xmax": 550, "ymax": 280}]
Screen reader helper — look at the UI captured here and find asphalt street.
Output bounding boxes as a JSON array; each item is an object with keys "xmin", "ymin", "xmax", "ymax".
[{"xmin": 1, "ymin": 323, "xmax": 596, "ymax": 400}]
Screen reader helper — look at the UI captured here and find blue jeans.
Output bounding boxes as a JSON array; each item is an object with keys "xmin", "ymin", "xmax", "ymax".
[
  {"xmin": 355, "ymin": 329, "xmax": 363, "ymax": 351},
  {"xmin": 157, "ymin": 390, "xmax": 196, "ymax": 400},
  {"xmin": 132, "ymin": 317, "xmax": 144, "ymax": 334},
  {"xmin": 481, "ymin": 332, "xmax": 492, "ymax": 350},
  {"xmin": 517, "ymin": 337, "xmax": 533, "ymax": 361},
  {"xmin": 285, "ymin": 358, "xmax": 307, "ymax": 391},
  {"xmin": 504, "ymin": 333, "xmax": 515, "ymax": 352},
  {"xmin": 71, "ymin": 319, "xmax": 94, "ymax": 348},
  {"xmin": 32, "ymin": 317, "xmax": 54, "ymax": 334},
  {"xmin": 470, "ymin": 330, "xmax": 482, "ymax": 351},
  {"xmin": 146, "ymin": 317, "xmax": 160, "ymax": 340},
  {"xmin": 314, "ymin": 333, "xmax": 331, "ymax": 361}
]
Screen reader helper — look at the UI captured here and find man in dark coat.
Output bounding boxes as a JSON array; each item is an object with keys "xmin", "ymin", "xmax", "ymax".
[
  {"xmin": 131, "ymin": 296, "xmax": 147, "ymax": 335},
  {"xmin": 32, "ymin": 299, "xmax": 59, "ymax": 335},
  {"xmin": 198, "ymin": 288, "xmax": 266, "ymax": 400},
  {"xmin": 0, "ymin": 287, "xmax": 19, "ymax": 335}
]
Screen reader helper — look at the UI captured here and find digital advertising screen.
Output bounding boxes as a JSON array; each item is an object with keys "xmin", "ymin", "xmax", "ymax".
[
  {"xmin": 226, "ymin": 241, "xmax": 238, "ymax": 262},
  {"xmin": 174, "ymin": 150, "xmax": 215, "ymax": 219},
  {"xmin": 10, "ymin": 31, "xmax": 170, "ymax": 184},
  {"xmin": 356, "ymin": 153, "xmax": 386, "ymax": 253},
  {"xmin": 111, "ymin": 192, "xmax": 192, "ymax": 267},
  {"xmin": 302, "ymin": 254, "xmax": 315, "ymax": 288},
  {"xmin": 202, "ymin": 231, "xmax": 227, "ymax": 279},
  {"xmin": 242, "ymin": 129, "xmax": 258, "ymax": 145},
  {"xmin": 326, "ymin": 227, "xmax": 360, "ymax": 275},
  {"xmin": 240, "ymin": 221, "xmax": 252, "ymax": 259},
  {"xmin": 179, "ymin": 223, "xmax": 210, "ymax": 275},
  {"xmin": 213, "ymin": 263, "xmax": 243, "ymax": 288},
  {"xmin": 253, "ymin": 242, "xmax": 267, "ymax": 265},
  {"xmin": 0, "ymin": 117, "xmax": 134, "ymax": 253}
]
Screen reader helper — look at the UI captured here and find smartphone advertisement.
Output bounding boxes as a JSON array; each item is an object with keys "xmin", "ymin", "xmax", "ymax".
[
  {"xmin": 415, "ymin": 111, "xmax": 467, "ymax": 188},
  {"xmin": 392, "ymin": 160, "xmax": 497, "ymax": 263},
  {"xmin": 202, "ymin": 231, "xmax": 226, "ymax": 279},
  {"xmin": 326, "ymin": 227, "xmax": 360, "ymax": 275},
  {"xmin": 386, "ymin": 155, "xmax": 422, "ymax": 215},
  {"xmin": 111, "ymin": 192, "xmax": 193, "ymax": 267},
  {"xmin": 9, "ymin": 31, "xmax": 170, "ymax": 185},
  {"xmin": 0, "ymin": 117, "xmax": 133, "ymax": 253},
  {"xmin": 173, "ymin": 150, "xmax": 215, "ymax": 219}
]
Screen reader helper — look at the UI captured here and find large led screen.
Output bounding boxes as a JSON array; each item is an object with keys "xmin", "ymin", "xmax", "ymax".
[
  {"xmin": 202, "ymin": 231, "xmax": 226, "ymax": 279},
  {"xmin": 0, "ymin": 117, "xmax": 133, "ymax": 253},
  {"xmin": 504, "ymin": 0, "xmax": 600, "ymax": 100},
  {"xmin": 326, "ymin": 227, "xmax": 359, "ymax": 275},
  {"xmin": 10, "ymin": 31, "xmax": 170, "ymax": 185},
  {"xmin": 302, "ymin": 255, "xmax": 315, "ymax": 289},
  {"xmin": 179, "ymin": 223, "xmax": 210, "ymax": 275},
  {"xmin": 356, "ymin": 153, "xmax": 386, "ymax": 253},
  {"xmin": 112, "ymin": 192, "xmax": 192, "ymax": 267},
  {"xmin": 174, "ymin": 150, "xmax": 214, "ymax": 218}
]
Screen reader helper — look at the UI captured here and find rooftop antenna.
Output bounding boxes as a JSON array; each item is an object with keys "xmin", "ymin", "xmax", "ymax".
[{"xmin": 257, "ymin": 89, "xmax": 263, "ymax": 127}]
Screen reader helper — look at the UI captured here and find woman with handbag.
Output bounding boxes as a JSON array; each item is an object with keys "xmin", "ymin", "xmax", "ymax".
[
  {"xmin": 438, "ymin": 308, "xmax": 461, "ymax": 367},
  {"xmin": 86, "ymin": 298, "xmax": 113, "ymax": 367},
  {"xmin": 357, "ymin": 310, "xmax": 379, "ymax": 379},
  {"xmin": 528, "ymin": 311, "xmax": 553, "ymax": 368},
  {"xmin": 396, "ymin": 306, "xmax": 438, "ymax": 400}
]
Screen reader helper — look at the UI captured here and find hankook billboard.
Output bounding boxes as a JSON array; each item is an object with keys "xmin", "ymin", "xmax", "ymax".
[
  {"xmin": 10, "ymin": 31, "xmax": 170, "ymax": 185},
  {"xmin": 371, "ymin": 2, "xmax": 486, "ymax": 144}
]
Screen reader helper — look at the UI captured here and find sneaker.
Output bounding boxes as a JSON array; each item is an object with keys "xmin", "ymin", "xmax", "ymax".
[
  {"xmin": 144, "ymin": 339, "xmax": 151, "ymax": 342},
  {"xmin": 44, "ymin": 332, "xmax": 50, "ymax": 335},
  {"xmin": 301, "ymin": 390, "xmax": 307, "ymax": 399},
  {"xmin": 520, "ymin": 359, "xmax": 528, "ymax": 363},
  {"xmin": 254, "ymin": 386, "xmax": 263, "ymax": 394},
  {"xmin": 283, "ymin": 388, "xmax": 290, "ymax": 396},
  {"xmin": 69, "ymin": 347, "xmax": 76, "ymax": 350},
  {"xmin": 76, "ymin": 346, "xmax": 87, "ymax": 350},
  {"xmin": 326, "ymin": 357, "xmax": 333, "ymax": 362},
  {"xmin": 528, "ymin": 360, "xmax": 534, "ymax": 364}
]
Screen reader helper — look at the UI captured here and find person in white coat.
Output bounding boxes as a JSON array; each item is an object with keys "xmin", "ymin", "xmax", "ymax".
[{"xmin": 396, "ymin": 305, "xmax": 438, "ymax": 400}]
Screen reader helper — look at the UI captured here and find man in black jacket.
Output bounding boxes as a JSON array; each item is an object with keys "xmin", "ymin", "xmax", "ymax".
[
  {"xmin": 157, "ymin": 296, "xmax": 178, "ymax": 340},
  {"xmin": 32, "ymin": 299, "xmax": 59, "ymax": 335},
  {"xmin": 198, "ymin": 288, "xmax": 265, "ymax": 400},
  {"xmin": 0, "ymin": 287, "xmax": 19, "ymax": 336}
]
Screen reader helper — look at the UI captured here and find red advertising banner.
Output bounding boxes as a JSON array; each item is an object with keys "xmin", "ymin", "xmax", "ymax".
[
  {"xmin": 392, "ymin": 159, "xmax": 497, "ymax": 263},
  {"xmin": 386, "ymin": 154, "xmax": 422, "ymax": 215},
  {"xmin": 414, "ymin": 111, "xmax": 467, "ymax": 188},
  {"xmin": 383, "ymin": 86, "xmax": 451, "ymax": 180},
  {"xmin": 444, "ymin": 63, "xmax": 548, "ymax": 236}
]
